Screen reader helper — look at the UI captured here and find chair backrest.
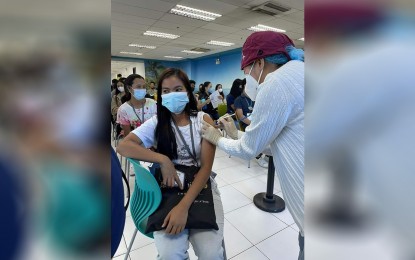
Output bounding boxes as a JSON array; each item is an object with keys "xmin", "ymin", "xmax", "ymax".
[
  {"xmin": 217, "ymin": 103, "xmax": 227, "ymax": 117},
  {"xmin": 128, "ymin": 158, "xmax": 162, "ymax": 239}
]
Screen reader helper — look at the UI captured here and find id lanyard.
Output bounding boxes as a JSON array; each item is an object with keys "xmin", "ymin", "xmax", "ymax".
[
  {"xmin": 171, "ymin": 116, "xmax": 199, "ymax": 167},
  {"xmin": 130, "ymin": 101, "xmax": 145, "ymax": 126}
]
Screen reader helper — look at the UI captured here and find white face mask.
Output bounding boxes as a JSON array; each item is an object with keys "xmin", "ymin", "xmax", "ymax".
[
  {"xmin": 117, "ymin": 86, "xmax": 124, "ymax": 92},
  {"xmin": 244, "ymin": 61, "xmax": 263, "ymax": 101},
  {"xmin": 218, "ymin": 88, "xmax": 223, "ymax": 93}
]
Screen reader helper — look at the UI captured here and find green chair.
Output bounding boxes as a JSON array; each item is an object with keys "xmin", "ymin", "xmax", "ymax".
[
  {"xmin": 217, "ymin": 103, "xmax": 227, "ymax": 117},
  {"xmin": 124, "ymin": 159, "xmax": 162, "ymax": 260}
]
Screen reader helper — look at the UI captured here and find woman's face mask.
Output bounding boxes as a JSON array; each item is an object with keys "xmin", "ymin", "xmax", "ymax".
[
  {"xmin": 117, "ymin": 86, "xmax": 124, "ymax": 92},
  {"xmin": 244, "ymin": 61, "xmax": 263, "ymax": 101},
  {"xmin": 161, "ymin": 92, "xmax": 189, "ymax": 114},
  {"xmin": 132, "ymin": 89, "xmax": 146, "ymax": 100}
]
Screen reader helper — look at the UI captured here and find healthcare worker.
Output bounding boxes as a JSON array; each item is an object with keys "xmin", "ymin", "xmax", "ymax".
[{"xmin": 201, "ymin": 31, "xmax": 304, "ymax": 260}]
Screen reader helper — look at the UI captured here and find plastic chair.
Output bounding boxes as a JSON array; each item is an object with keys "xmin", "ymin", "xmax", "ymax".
[
  {"xmin": 124, "ymin": 159, "xmax": 162, "ymax": 260},
  {"xmin": 217, "ymin": 103, "xmax": 227, "ymax": 117}
]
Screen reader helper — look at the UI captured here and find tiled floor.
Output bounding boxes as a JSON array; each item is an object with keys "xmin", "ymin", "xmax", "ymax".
[{"xmin": 112, "ymin": 137, "xmax": 300, "ymax": 260}]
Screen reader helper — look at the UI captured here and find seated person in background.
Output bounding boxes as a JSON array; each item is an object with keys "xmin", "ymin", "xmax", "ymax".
[
  {"xmin": 111, "ymin": 78, "xmax": 127, "ymax": 136},
  {"xmin": 215, "ymin": 84, "xmax": 225, "ymax": 103},
  {"xmin": 234, "ymin": 80, "xmax": 254, "ymax": 131},
  {"xmin": 116, "ymin": 74, "xmax": 157, "ymax": 137},
  {"xmin": 198, "ymin": 81, "xmax": 219, "ymax": 120},
  {"xmin": 226, "ymin": 79, "xmax": 243, "ymax": 115},
  {"xmin": 116, "ymin": 68, "xmax": 225, "ymax": 260},
  {"xmin": 146, "ymin": 81, "xmax": 157, "ymax": 100}
]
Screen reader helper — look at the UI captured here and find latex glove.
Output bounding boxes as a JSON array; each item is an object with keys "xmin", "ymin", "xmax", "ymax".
[
  {"xmin": 218, "ymin": 114, "xmax": 238, "ymax": 140},
  {"xmin": 201, "ymin": 120, "xmax": 222, "ymax": 145}
]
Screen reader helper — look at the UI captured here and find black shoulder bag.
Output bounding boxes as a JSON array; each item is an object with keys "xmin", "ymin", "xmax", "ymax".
[{"xmin": 145, "ymin": 117, "xmax": 218, "ymax": 233}]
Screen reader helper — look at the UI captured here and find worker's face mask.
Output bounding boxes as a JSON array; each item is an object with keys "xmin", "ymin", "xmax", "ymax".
[
  {"xmin": 161, "ymin": 92, "xmax": 189, "ymax": 114},
  {"xmin": 245, "ymin": 60, "xmax": 263, "ymax": 101},
  {"xmin": 133, "ymin": 88, "xmax": 146, "ymax": 100}
]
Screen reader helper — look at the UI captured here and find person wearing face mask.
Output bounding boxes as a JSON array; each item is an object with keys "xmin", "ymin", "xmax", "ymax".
[
  {"xmin": 116, "ymin": 74, "xmax": 157, "ymax": 137},
  {"xmin": 117, "ymin": 68, "xmax": 225, "ymax": 260},
  {"xmin": 111, "ymin": 78, "xmax": 127, "ymax": 136},
  {"xmin": 201, "ymin": 31, "xmax": 305, "ymax": 260},
  {"xmin": 215, "ymin": 84, "xmax": 225, "ymax": 103},
  {"xmin": 197, "ymin": 81, "xmax": 219, "ymax": 120}
]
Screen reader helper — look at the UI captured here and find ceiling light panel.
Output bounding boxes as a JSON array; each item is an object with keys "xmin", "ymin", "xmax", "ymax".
[
  {"xmin": 143, "ymin": 31, "xmax": 180, "ymax": 39},
  {"xmin": 128, "ymin": 44, "xmax": 157, "ymax": 49},
  {"xmin": 164, "ymin": 56, "xmax": 183, "ymax": 59},
  {"xmin": 206, "ymin": 40, "xmax": 235, "ymax": 47},
  {"xmin": 247, "ymin": 24, "xmax": 286, "ymax": 33},
  {"xmin": 182, "ymin": 50, "xmax": 204, "ymax": 54},
  {"xmin": 120, "ymin": 51, "xmax": 142, "ymax": 55},
  {"xmin": 298, "ymin": 38, "xmax": 304, "ymax": 41},
  {"xmin": 170, "ymin": 4, "xmax": 222, "ymax": 21}
]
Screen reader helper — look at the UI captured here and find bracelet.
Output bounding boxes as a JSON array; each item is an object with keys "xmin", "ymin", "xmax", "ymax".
[{"xmin": 239, "ymin": 116, "xmax": 247, "ymax": 121}]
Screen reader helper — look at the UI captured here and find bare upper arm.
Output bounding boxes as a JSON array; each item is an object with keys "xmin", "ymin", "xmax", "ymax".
[
  {"xmin": 200, "ymin": 114, "xmax": 216, "ymax": 168},
  {"xmin": 124, "ymin": 131, "xmax": 143, "ymax": 145}
]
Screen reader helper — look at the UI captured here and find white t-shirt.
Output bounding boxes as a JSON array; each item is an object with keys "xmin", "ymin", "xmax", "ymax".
[
  {"xmin": 116, "ymin": 98, "xmax": 157, "ymax": 129},
  {"xmin": 132, "ymin": 112, "xmax": 206, "ymax": 167}
]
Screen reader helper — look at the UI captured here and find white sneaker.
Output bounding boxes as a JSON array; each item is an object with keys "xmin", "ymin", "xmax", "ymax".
[{"xmin": 256, "ymin": 156, "xmax": 269, "ymax": 168}]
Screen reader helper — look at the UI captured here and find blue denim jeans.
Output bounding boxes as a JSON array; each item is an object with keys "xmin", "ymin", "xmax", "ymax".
[{"xmin": 154, "ymin": 179, "xmax": 224, "ymax": 260}]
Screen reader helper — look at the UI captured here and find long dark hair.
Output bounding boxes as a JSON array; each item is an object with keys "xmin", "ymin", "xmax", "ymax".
[
  {"xmin": 155, "ymin": 68, "xmax": 198, "ymax": 160},
  {"xmin": 215, "ymin": 83, "xmax": 225, "ymax": 98},
  {"xmin": 124, "ymin": 74, "xmax": 144, "ymax": 101},
  {"xmin": 200, "ymin": 81, "xmax": 211, "ymax": 95},
  {"xmin": 229, "ymin": 78, "xmax": 243, "ymax": 98},
  {"xmin": 114, "ymin": 77, "xmax": 126, "ymax": 96}
]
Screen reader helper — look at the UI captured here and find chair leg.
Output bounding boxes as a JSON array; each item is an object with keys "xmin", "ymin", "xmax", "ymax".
[
  {"xmin": 248, "ymin": 159, "xmax": 251, "ymax": 168},
  {"xmin": 124, "ymin": 228, "xmax": 138, "ymax": 260}
]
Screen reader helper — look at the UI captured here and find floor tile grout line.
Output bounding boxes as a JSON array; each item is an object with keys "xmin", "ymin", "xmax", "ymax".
[
  {"xmin": 253, "ymin": 244, "xmax": 272, "ymax": 260},
  {"xmin": 227, "ymin": 245, "xmax": 256, "ymax": 259},
  {"xmin": 223, "ymin": 215, "xmax": 257, "ymax": 256},
  {"xmin": 254, "ymin": 226, "xmax": 293, "ymax": 246},
  {"xmin": 269, "ymin": 211, "xmax": 295, "ymax": 226}
]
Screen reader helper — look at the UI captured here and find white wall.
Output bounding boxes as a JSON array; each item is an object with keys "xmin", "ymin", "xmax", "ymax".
[{"xmin": 111, "ymin": 61, "xmax": 145, "ymax": 80}]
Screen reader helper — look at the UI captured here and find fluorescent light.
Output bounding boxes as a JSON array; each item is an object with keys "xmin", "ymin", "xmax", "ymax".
[
  {"xmin": 298, "ymin": 38, "xmax": 304, "ymax": 41},
  {"xmin": 182, "ymin": 50, "xmax": 204, "ymax": 54},
  {"xmin": 247, "ymin": 24, "xmax": 286, "ymax": 33},
  {"xmin": 170, "ymin": 4, "xmax": 221, "ymax": 21},
  {"xmin": 120, "ymin": 51, "xmax": 142, "ymax": 55},
  {"xmin": 128, "ymin": 44, "xmax": 157, "ymax": 49},
  {"xmin": 164, "ymin": 56, "xmax": 183, "ymax": 59},
  {"xmin": 206, "ymin": 40, "xmax": 234, "ymax": 47},
  {"xmin": 143, "ymin": 31, "xmax": 180, "ymax": 39}
]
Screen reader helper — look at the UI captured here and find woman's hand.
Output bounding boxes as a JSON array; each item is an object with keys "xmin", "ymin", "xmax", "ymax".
[
  {"xmin": 160, "ymin": 157, "xmax": 183, "ymax": 189},
  {"xmin": 162, "ymin": 204, "xmax": 188, "ymax": 235}
]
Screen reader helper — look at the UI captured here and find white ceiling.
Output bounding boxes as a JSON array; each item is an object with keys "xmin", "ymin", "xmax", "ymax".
[{"xmin": 111, "ymin": 0, "xmax": 304, "ymax": 61}]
